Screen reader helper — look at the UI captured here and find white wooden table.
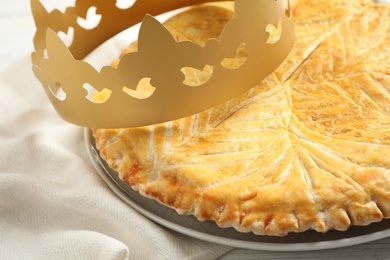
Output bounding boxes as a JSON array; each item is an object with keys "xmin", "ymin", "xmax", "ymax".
[{"xmin": 2, "ymin": 1, "xmax": 389, "ymax": 259}]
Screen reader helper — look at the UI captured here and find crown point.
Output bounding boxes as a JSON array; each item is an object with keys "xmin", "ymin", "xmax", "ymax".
[
  {"xmin": 31, "ymin": 0, "xmax": 49, "ymax": 27},
  {"xmin": 138, "ymin": 15, "xmax": 175, "ymax": 52}
]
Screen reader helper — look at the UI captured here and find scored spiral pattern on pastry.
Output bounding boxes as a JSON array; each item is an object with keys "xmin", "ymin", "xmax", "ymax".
[{"xmin": 93, "ymin": 0, "xmax": 390, "ymax": 236}]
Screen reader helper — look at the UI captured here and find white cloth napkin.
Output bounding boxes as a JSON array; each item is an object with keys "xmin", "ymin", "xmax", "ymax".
[{"xmin": 0, "ymin": 52, "xmax": 232, "ymax": 259}]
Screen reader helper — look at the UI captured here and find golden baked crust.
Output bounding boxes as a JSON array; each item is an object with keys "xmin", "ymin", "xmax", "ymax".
[{"xmin": 93, "ymin": 0, "xmax": 390, "ymax": 236}]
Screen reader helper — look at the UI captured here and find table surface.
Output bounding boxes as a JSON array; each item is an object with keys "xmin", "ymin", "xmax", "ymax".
[{"xmin": 2, "ymin": 1, "xmax": 390, "ymax": 259}]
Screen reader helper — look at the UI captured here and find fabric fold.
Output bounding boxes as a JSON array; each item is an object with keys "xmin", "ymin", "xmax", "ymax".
[{"xmin": 0, "ymin": 56, "xmax": 232, "ymax": 259}]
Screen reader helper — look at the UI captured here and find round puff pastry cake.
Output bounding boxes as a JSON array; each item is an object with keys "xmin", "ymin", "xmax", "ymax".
[{"xmin": 93, "ymin": 0, "xmax": 390, "ymax": 236}]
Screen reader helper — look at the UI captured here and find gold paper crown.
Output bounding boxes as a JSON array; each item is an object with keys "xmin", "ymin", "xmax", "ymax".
[{"xmin": 31, "ymin": 0, "xmax": 294, "ymax": 128}]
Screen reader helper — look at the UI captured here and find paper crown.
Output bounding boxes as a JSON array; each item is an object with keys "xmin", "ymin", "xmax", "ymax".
[{"xmin": 31, "ymin": 0, "xmax": 295, "ymax": 128}]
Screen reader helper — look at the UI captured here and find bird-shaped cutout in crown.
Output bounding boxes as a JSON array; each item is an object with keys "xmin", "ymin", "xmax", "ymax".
[{"xmin": 31, "ymin": 0, "xmax": 295, "ymax": 128}]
